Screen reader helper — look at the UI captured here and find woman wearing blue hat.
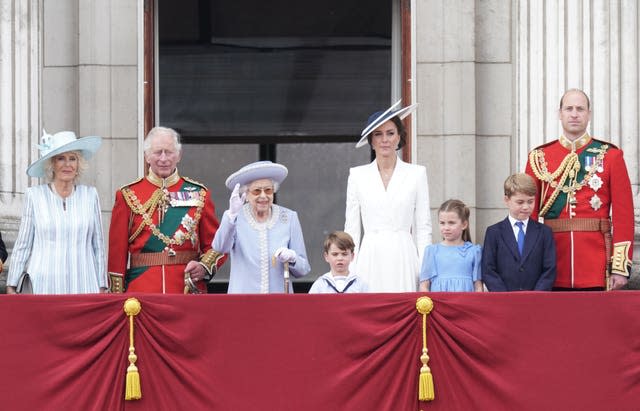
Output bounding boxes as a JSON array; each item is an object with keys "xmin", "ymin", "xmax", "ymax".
[
  {"xmin": 6, "ymin": 130, "xmax": 107, "ymax": 294},
  {"xmin": 213, "ymin": 161, "xmax": 311, "ymax": 293},
  {"xmin": 344, "ymin": 101, "xmax": 432, "ymax": 292}
]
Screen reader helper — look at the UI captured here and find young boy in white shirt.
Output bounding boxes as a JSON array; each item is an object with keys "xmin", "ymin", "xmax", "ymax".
[{"xmin": 309, "ymin": 231, "xmax": 368, "ymax": 293}]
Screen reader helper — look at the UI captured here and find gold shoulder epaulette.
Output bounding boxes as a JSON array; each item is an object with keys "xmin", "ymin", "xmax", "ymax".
[
  {"xmin": 119, "ymin": 176, "xmax": 144, "ymax": 191},
  {"xmin": 183, "ymin": 176, "xmax": 208, "ymax": 190}
]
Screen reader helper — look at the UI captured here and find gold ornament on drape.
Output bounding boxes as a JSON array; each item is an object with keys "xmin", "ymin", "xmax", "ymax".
[
  {"xmin": 123, "ymin": 298, "xmax": 142, "ymax": 400},
  {"xmin": 416, "ymin": 296, "xmax": 435, "ymax": 401}
]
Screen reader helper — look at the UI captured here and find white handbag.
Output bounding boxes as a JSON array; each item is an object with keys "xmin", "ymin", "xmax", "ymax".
[{"xmin": 16, "ymin": 272, "xmax": 32, "ymax": 294}]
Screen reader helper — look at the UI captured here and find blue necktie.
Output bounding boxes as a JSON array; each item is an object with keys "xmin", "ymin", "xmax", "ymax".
[{"xmin": 515, "ymin": 221, "xmax": 525, "ymax": 256}]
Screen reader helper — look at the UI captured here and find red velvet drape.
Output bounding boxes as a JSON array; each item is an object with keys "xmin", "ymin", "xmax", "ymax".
[{"xmin": 1, "ymin": 292, "xmax": 639, "ymax": 410}]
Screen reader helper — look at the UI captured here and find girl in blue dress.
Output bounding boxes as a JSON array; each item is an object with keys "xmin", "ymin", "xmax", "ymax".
[{"xmin": 419, "ymin": 199, "xmax": 483, "ymax": 292}]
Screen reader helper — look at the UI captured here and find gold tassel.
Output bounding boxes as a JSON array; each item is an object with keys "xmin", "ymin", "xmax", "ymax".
[
  {"xmin": 123, "ymin": 298, "xmax": 142, "ymax": 400},
  {"xmin": 416, "ymin": 297, "xmax": 435, "ymax": 401}
]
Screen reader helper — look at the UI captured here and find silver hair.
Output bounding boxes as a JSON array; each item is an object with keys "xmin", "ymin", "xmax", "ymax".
[
  {"xmin": 44, "ymin": 151, "xmax": 88, "ymax": 183},
  {"xmin": 240, "ymin": 179, "xmax": 280, "ymax": 195},
  {"xmin": 143, "ymin": 126, "xmax": 182, "ymax": 154}
]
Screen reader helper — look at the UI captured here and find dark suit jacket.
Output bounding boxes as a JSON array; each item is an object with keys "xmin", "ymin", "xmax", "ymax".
[
  {"xmin": 482, "ymin": 217, "xmax": 556, "ymax": 291},
  {"xmin": 0, "ymin": 232, "xmax": 7, "ymax": 263}
]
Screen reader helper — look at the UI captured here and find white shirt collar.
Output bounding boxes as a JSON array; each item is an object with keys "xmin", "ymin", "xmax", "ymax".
[{"xmin": 508, "ymin": 215, "xmax": 529, "ymax": 230}]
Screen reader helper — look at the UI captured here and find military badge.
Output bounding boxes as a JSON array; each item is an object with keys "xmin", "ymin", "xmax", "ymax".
[
  {"xmin": 584, "ymin": 156, "xmax": 596, "ymax": 172},
  {"xmin": 181, "ymin": 214, "xmax": 195, "ymax": 231},
  {"xmin": 588, "ymin": 174, "xmax": 603, "ymax": 191},
  {"xmin": 174, "ymin": 229, "xmax": 186, "ymax": 243},
  {"xmin": 589, "ymin": 194, "xmax": 602, "ymax": 211},
  {"xmin": 170, "ymin": 191, "xmax": 202, "ymax": 207}
]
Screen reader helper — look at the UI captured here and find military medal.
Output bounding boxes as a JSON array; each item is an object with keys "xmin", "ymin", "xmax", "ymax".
[
  {"xmin": 588, "ymin": 174, "xmax": 603, "ymax": 191},
  {"xmin": 589, "ymin": 194, "xmax": 602, "ymax": 211},
  {"xmin": 169, "ymin": 191, "xmax": 202, "ymax": 207},
  {"xmin": 584, "ymin": 156, "xmax": 595, "ymax": 172}
]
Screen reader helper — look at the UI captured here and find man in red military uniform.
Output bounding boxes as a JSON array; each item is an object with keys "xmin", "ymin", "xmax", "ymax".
[
  {"xmin": 108, "ymin": 126, "xmax": 224, "ymax": 293},
  {"xmin": 525, "ymin": 89, "xmax": 634, "ymax": 290}
]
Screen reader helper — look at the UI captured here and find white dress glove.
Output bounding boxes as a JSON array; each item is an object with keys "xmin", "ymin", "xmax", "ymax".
[
  {"xmin": 274, "ymin": 247, "xmax": 297, "ymax": 264},
  {"xmin": 228, "ymin": 183, "xmax": 245, "ymax": 220}
]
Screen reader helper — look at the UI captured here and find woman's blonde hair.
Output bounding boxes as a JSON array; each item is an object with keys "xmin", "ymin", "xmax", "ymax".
[{"xmin": 44, "ymin": 151, "xmax": 88, "ymax": 183}]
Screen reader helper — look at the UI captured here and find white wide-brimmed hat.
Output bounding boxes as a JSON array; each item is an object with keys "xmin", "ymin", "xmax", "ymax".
[
  {"xmin": 26, "ymin": 130, "xmax": 102, "ymax": 177},
  {"xmin": 225, "ymin": 161, "xmax": 288, "ymax": 190},
  {"xmin": 356, "ymin": 100, "xmax": 418, "ymax": 148}
]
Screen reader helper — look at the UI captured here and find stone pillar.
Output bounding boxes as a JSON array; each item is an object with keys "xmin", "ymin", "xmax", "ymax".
[
  {"xmin": 415, "ymin": 0, "xmax": 479, "ymax": 241},
  {"xmin": 474, "ymin": 0, "xmax": 514, "ymax": 241},
  {"xmin": 0, "ymin": 0, "xmax": 41, "ymax": 283},
  {"xmin": 75, "ymin": 0, "xmax": 140, "ymax": 230}
]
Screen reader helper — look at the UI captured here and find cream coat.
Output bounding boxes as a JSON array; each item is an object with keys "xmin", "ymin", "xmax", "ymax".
[{"xmin": 344, "ymin": 158, "xmax": 432, "ymax": 292}]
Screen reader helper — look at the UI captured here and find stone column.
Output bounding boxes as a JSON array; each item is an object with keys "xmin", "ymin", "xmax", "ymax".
[
  {"xmin": 0, "ymin": 0, "xmax": 40, "ymax": 263},
  {"xmin": 415, "ymin": 0, "xmax": 478, "ymax": 241}
]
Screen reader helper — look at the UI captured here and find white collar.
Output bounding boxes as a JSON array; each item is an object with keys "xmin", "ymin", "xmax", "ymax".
[{"xmin": 508, "ymin": 215, "xmax": 529, "ymax": 229}]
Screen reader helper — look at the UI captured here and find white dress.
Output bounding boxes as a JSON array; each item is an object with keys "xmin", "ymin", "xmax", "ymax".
[
  {"xmin": 344, "ymin": 159, "xmax": 432, "ymax": 292},
  {"xmin": 7, "ymin": 184, "xmax": 107, "ymax": 294}
]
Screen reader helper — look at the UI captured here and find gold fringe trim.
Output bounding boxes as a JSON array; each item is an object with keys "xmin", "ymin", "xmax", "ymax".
[
  {"xmin": 123, "ymin": 298, "xmax": 142, "ymax": 400},
  {"xmin": 416, "ymin": 297, "xmax": 435, "ymax": 401}
]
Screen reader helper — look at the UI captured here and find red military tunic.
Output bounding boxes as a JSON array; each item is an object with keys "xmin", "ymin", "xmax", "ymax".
[
  {"xmin": 108, "ymin": 170, "xmax": 224, "ymax": 293},
  {"xmin": 525, "ymin": 134, "xmax": 634, "ymax": 288}
]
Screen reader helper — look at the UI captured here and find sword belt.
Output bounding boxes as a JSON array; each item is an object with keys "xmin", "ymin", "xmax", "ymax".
[{"xmin": 130, "ymin": 251, "xmax": 199, "ymax": 268}]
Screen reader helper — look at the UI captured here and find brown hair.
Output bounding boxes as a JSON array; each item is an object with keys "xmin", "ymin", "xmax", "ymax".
[
  {"xmin": 366, "ymin": 116, "xmax": 407, "ymax": 150},
  {"xmin": 323, "ymin": 231, "xmax": 355, "ymax": 254},
  {"xmin": 439, "ymin": 199, "xmax": 471, "ymax": 242},
  {"xmin": 503, "ymin": 173, "xmax": 537, "ymax": 198}
]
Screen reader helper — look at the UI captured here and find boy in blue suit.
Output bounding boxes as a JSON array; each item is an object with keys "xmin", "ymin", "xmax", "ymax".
[{"xmin": 482, "ymin": 173, "xmax": 556, "ymax": 291}]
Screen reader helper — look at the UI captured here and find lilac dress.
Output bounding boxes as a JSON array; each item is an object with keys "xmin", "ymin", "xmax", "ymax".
[
  {"xmin": 213, "ymin": 204, "xmax": 311, "ymax": 293},
  {"xmin": 419, "ymin": 242, "xmax": 481, "ymax": 292}
]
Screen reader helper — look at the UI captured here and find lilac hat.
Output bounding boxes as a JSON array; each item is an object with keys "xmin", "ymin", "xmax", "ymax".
[
  {"xmin": 225, "ymin": 161, "xmax": 288, "ymax": 190},
  {"xmin": 356, "ymin": 100, "xmax": 418, "ymax": 148},
  {"xmin": 27, "ymin": 130, "xmax": 102, "ymax": 177}
]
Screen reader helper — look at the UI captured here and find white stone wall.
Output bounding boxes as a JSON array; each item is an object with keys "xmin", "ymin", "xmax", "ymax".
[
  {"xmin": 415, "ymin": 0, "xmax": 513, "ymax": 244},
  {"xmin": 18, "ymin": 2, "xmax": 137, "ymax": 222},
  {"xmin": 0, "ymin": 0, "xmax": 140, "ymax": 269},
  {"xmin": 0, "ymin": 0, "xmax": 41, "ymax": 245}
]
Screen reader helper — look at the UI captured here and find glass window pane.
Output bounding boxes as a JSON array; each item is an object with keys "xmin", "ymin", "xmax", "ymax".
[{"xmin": 158, "ymin": 0, "xmax": 392, "ymax": 140}]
